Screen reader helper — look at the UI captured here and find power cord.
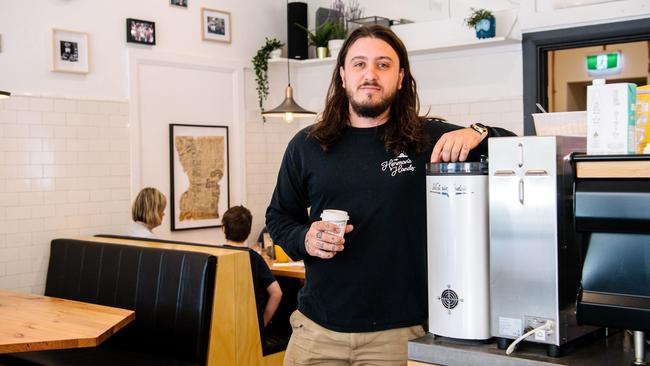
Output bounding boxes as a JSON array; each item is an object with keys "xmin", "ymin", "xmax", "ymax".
[{"xmin": 506, "ymin": 320, "xmax": 554, "ymax": 355}]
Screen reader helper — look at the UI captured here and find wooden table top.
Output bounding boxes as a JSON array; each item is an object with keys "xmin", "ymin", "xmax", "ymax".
[
  {"xmin": 269, "ymin": 261, "xmax": 306, "ymax": 279},
  {"xmin": 262, "ymin": 256, "xmax": 305, "ymax": 280},
  {"xmin": 0, "ymin": 290, "xmax": 135, "ymax": 353}
]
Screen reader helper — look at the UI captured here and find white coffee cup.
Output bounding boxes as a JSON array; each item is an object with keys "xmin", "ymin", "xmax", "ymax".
[{"xmin": 320, "ymin": 209, "xmax": 349, "ymax": 237}]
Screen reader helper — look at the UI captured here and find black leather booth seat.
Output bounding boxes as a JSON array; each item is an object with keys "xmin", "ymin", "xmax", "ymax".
[
  {"xmin": 3, "ymin": 238, "xmax": 216, "ymax": 366},
  {"xmin": 96, "ymin": 234, "xmax": 293, "ymax": 357}
]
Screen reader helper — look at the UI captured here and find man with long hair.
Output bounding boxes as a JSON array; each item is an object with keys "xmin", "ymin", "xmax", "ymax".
[{"xmin": 266, "ymin": 25, "xmax": 514, "ymax": 365}]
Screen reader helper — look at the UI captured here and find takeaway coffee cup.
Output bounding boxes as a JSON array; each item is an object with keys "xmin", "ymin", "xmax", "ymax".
[{"xmin": 320, "ymin": 209, "xmax": 349, "ymax": 237}]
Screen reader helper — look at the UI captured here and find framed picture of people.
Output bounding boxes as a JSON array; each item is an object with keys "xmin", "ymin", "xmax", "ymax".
[
  {"xmin": 126, "ymin": 18, "xmax": 156, "ymax": 45},
  {"xmin": 169, "ymin": 124, "xmax": 230, "ymax": 231},
  {"xmin": 201, "ymin": 8, "xmax": 231, "ymax": 43},
  {"xmin": 51, "ymin": 28, "xmax": 89, "ymax": 74},
  {"xmin": 170, "ymin": 0, "xmax": 188, "ymax": 8}
]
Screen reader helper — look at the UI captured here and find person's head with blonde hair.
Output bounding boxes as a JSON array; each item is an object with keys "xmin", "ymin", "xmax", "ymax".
[{"xmin": 131, "ymin": 187, "xmax": 167, "ymax": 229}]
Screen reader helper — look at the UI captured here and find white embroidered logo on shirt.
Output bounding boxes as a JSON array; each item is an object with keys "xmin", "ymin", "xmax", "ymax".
[{"xmin": 380, "ymin": 152, "xmax": 416, "ymax": 176}]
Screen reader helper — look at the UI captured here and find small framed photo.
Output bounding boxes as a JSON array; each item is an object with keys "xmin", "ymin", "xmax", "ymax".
[
  {"xmin": 169, "ymin": 124, "xmax": 230, "ymax": 231},
  {"xmin": 126, "ymin": 18, "xmax": 156, "ymax": 45},
  {"xmin": 201, "ymin": 8, "xmax": 231, "ymax": 43},
  {"xmin": 51, "ymin": 29, "xmax": 89, "ymax": 74},
  {"xmin": 170, "ymin": 0, "xmax": 188, "ymax": 8}
]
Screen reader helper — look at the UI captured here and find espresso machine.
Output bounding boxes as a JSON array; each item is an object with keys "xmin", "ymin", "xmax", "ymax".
[
  {"xmin": 572, "ymin": 154, "xmax": 650, "ymax": 365},
  {"xmin": 488, "ymin": 136, "xmax": 596, "ymax": 357}
]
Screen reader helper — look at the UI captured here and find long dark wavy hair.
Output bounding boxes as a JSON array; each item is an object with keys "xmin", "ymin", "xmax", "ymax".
[{"xmin": 307, "ymin": 25, "xmax": 429, "ymax": 155}]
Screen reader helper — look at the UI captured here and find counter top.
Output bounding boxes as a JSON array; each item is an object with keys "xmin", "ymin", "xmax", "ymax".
[{"xmin": 409, "ymin": 331, "xmax": 646, "ymax": 366}]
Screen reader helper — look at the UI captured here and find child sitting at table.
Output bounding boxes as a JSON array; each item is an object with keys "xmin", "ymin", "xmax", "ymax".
[{"xmin": 221, "ymin": 205, "xmax": 282, "ymax": 341}]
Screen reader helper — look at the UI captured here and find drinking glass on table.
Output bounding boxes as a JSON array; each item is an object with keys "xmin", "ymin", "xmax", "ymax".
[{"xmin": 263, "ymin": 233, "xmax": 275, "ymax": 259}]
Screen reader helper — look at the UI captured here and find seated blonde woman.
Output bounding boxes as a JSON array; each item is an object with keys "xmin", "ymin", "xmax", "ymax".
[{"xmin": 128, "ymin": 187, "xmax": 167, "ymax": 238}]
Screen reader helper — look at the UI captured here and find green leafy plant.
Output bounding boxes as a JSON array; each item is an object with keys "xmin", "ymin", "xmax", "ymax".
[
  {"xmin": 330, "ymin": 20, "xmax": 347, "ymax": 40},
  {"xmin": 252, "ymin": 37, "xmax": 284, "ymax": 121},
  {"xmin": 297, "ymin": 22, "xmax": 334, "ymax": 48},
  {"xmin": 464, "ymin": 8, "xmax": 494, "ymax": 28}
]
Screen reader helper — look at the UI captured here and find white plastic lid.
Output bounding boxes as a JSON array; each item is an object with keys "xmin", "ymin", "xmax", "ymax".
[{"xmin": 320, "ymin": 209, "xmax": 349, "ymax": 222}]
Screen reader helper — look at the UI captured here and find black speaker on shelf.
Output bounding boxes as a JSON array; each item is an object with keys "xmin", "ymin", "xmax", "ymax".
[{"xmin": 287, "ymin": 2, "xmax": 308, "ymax": 60}]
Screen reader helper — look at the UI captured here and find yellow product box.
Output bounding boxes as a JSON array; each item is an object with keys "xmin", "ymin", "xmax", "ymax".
[{"xmin": 636, "ymin": 85, "xmax": 650, "ymax": 154}]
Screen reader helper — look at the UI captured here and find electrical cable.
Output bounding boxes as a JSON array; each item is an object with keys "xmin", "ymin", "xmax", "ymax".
[{"xmin": 506, "ymin": 320, "xmax": 554, "ymax": 355}]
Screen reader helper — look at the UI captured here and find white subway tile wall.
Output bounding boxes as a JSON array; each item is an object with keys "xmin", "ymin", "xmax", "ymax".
[
  {"xmin": 423, "ymin": 97, "xmax": 524, "ymax": 136},
  {"xmin": 0, "ymin": 96, "xmax": 130, "ymax": 294},
  {"xmin": 245, "ymin": 116, "xmax": 301, "ymax": 245}
]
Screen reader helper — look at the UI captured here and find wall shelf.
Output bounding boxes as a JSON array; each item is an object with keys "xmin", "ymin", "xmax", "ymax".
[
  {"xmin": 267, "ymin": 9, "xmax": 521, "ymax": 68},
  {"xmin": 267, "ymin": 36, "xmax": 520, "ymax": 68}
]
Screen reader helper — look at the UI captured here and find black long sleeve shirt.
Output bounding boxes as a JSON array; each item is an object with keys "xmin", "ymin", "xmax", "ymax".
[{"xmin": 266, "ymin": 119, "xmax": 515, "ymax": 332}]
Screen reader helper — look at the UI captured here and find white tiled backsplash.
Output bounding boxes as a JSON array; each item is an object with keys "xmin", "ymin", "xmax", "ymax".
[
  {"xmin": 0, "ymin": 96, "xmax": 130, "ymax": 294},
  {"xmin": 423, "ymin": 97, "xmax": 524, "ymax": 136}
]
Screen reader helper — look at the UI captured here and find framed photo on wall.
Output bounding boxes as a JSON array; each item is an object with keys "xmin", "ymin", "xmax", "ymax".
[
  {"xmin": 126, "ymin": 18, "xmax": 156, "ymax": 45},
  {"xmin": 201, "ymin": 8, "xmax": 231, "ymax": 43},
  {"xmin": 169, "ymin": 124, "xmax": 230, "ymax": 231},
  {"xmin": 170, "ymin": 0, "xmax": 188, "ymax": 8},
  {"xmin": 51, "ymin": 29, "xmax": 89, "ymax": 74}
]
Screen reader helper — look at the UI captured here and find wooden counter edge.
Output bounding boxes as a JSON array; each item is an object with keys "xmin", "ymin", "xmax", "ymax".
[{"xmin": 576, "ymin": 160, "xmax": 650, "ymax": 178}]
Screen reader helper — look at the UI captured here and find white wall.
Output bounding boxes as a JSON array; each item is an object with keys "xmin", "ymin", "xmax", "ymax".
[
  {"xmin": 0, "ymin": 95, "xmax": 130, "ymax": 293},
  {"xmin": 0, "ymin": 0, "xmax": 284, "ymax": 100},
  {"xmin": 129, "ymin": 50, "xmax": 247, "ymax": 244},
  {"xmin": 520, "ymin": 0, "xmax": 650, "ymax": 32},
  {"xmin": 0, "ymin": 0, "xmax": 286, "ymax": 293},
  {"xmin": 307, "ymin": 0, "xmax": 518, "ymax": 24}
]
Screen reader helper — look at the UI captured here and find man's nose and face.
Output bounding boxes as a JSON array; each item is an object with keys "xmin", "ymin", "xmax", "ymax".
[{"xmin": 340, "ymin": 37, "xmax": 405, "ymax": 118}]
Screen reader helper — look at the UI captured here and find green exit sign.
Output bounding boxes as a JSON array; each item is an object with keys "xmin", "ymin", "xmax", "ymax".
[{"xmin": 586, "ymin": 51, "xmax": 622, "ymax": 75}]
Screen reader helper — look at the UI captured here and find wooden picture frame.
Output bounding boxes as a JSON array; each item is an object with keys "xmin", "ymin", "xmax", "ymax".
[
  {"xmin": 169, "ymin": 124, "xmax": 230, "ymax": 231},
  {"xmin": 201, "ymin": 8, "xmax": 231, "ymax": 43},
  {"xmin": 51, "ymin": 29, "xmax": 89, "ymax": 74}
]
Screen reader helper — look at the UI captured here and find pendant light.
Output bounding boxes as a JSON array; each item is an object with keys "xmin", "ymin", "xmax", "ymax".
[
  {"xmin": 261, "ymin": 0, "xmax": 316, "ymax": 123},
  {"xmin": 0, "ymin": 90, "xmax": 10, "ymax": 99}
]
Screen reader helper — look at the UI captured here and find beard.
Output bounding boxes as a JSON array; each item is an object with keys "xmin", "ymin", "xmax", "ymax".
[{"xmin": 348, "ymin": 85, "xmax": 398, "ymax": 118}]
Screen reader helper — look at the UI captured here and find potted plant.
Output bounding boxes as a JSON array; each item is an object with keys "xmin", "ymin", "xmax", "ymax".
[
  {"xmin": 252, "ymin": 37, "xmax": 284, "ymax": 121},
  {"xmin": 298, "ymin": 22, "xmax": 334, "ymax": 59},
  {"xmin": 327, "ymin": 0, "xmax": 364, "ymax": 58},
  {"xmin": 328, "ymin": 21, "xmax": 347, "ymax": 58},
  {"xmin": 464, "ymin": 8, "xmax": 495, "ymax": 39}
]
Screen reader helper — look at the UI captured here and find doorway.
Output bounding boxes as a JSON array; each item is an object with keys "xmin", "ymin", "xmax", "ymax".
[
  {"xmin": 522, "ymin": 19, "xmax": 650, "ymax": 135},
  {"xmin": 547, "ymin": 40, "xmax": 649, "ymax": 112}
]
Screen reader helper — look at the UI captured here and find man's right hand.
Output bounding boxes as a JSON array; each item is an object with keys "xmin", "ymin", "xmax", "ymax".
[{"xmin": 304, "ymin": 220, "xmax": 353, "ymax": 259}]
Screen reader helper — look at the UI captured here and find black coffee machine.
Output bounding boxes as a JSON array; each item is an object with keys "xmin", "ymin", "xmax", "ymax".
[{"xmin": 572, "ymin": 154, "xmax": 650, "ymax": 365}]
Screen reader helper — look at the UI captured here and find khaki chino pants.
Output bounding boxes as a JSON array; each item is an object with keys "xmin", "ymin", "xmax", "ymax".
[{"xmin": 284, "ymin": 310, "xmax": 425, "ymax": 366}]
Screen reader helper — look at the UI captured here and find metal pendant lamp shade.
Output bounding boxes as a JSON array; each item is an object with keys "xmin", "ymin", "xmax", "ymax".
[
  {"xmin": 261, "ymin": 84, "xmax": 315, "ymax": 122},
  {"xmin": 0, "ymin": 90, "xmax": 10, "ymax": 99},
  {"xmin": 261, "ymin": 0, "xmax": 315, "ymax": 122}
]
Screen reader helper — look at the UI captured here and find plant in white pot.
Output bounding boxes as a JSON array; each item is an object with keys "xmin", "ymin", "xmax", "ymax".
[
  {"xmin": 464, "ymin": 8, "xmax": 495, "ymax": 39},
  {"xmin": 252, "ymin": 37, "xmax": 285, "ymax": 122}
]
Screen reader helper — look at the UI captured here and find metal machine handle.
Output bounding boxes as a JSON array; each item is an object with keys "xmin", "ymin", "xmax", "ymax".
[
  {"xmin": 525, "ymin": 169, "xmax": 548, "ymax": 176},
  {"xmin": 494, "ymin": 170, "xmax": 516, "ymax": 176},
  {"xmin": 518, "ymin": 143, "xmax": 524, "ymax": 168},
  {"xmin": 519, "ymin": 179, "xmax": 524, "ymax": 204}
]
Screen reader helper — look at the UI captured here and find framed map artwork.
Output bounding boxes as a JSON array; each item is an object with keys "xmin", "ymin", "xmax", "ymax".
[{"xmin": 169, "ymin": 124, "xmax": 230, "ymax": 230}]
